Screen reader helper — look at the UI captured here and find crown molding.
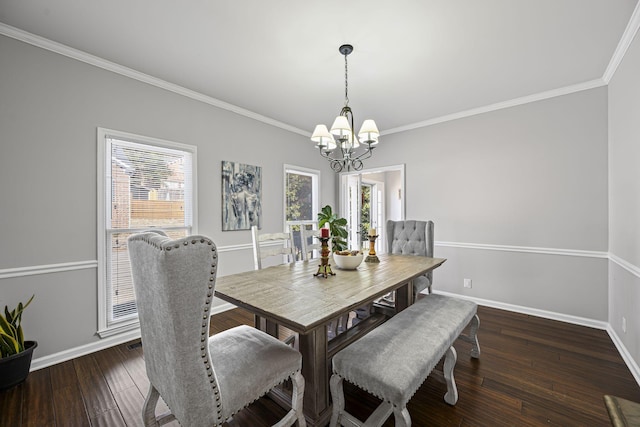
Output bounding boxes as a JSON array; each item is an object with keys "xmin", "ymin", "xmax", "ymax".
[
  {"xmin": 382, "ymin": 78, "xmax": 606, "ymax": 136},
  {"xmin": 603, "ymin": 0, "xmax": 640, "ymax": 83},
  {"xmin": 0, "ymin": 23, "xmax": 308, "ymax": 137},
  {"xmin": 1, "ymin": 10, "xmax": 637, "ymax": 138}
]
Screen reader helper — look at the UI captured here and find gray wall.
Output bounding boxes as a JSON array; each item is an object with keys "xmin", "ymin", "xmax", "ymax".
[
  {"xmin": 609, "ymin": 30, "xmax": 640, "ymax": 367},
  {"xmin": 367, "ymin": 87, "xmax": 610, "ymax": 320},
  {"xmin": 0, "ymin": 34, "xmax": 335, "ymax": 360},
  {"xmin": 1, "ymin": 29, "xmax": 633, "ymax": 372}
]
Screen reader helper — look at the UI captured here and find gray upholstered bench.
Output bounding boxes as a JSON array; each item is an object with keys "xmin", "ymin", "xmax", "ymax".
[{"xmin": 329, "ymin": 294, "xmax": 480, "ymax": 427}]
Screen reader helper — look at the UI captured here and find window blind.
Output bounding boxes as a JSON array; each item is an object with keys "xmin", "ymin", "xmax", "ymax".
[{"xmin": 104, "ymin": 136, "xmax": 194, "ymax": 324}]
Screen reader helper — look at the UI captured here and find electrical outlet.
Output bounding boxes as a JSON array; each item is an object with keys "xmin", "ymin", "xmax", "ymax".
[
  {"xmin": 623, "ymin": 317, "xmax": 627, "ymax": 333},
  {"xmin": 464, "ymin": 278, "xmax": 472, "ymax": 289}
]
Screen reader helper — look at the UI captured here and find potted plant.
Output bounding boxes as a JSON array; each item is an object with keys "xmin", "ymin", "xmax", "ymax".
[
  {"xmin": 317, "ymin": 205, "xmax": 365, "ymax": 270},
  {"xmin": 317, "ymin": 205, "xmax": 349, "ymax": 253},
  {"xmin": 0, "ymin": 295, "xmax": 37, "ymax": 391}
]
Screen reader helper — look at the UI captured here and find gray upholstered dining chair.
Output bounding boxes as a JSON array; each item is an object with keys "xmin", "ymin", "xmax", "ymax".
[
  {"xmin": 386, "ymin": 219, "xmax": 435, "ymax": 299},
  {"xmin": 251, "ymin": 225, "xmax": 296, "ymax": 270},
  {"xmin": 128, "ymin": 231, "xmax": 306, "ymax": 427}
]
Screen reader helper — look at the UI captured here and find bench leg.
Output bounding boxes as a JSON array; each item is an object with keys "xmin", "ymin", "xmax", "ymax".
[
  {"xmin": 443, "ymin": 346, "xmax": 458, "ymax": 405},
  {"xmin": 329, "ymin": 375, "xmax": 345, "ymax": 427},
  {"xmin": 469, "ymin": 314, "xmax": 481, "ymax": 358},
  {"xmin": 459, "ymin": 314, "xmax": 481, "ymax": 359},
  {"xmin": 393, "ymin": 407, "xmax": 411, "ymax": 427}
]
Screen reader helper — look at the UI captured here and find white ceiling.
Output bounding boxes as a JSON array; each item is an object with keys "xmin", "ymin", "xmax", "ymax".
[{"xmin": 1, "ymin": 1, "xmax": 638, "ymax": 135}]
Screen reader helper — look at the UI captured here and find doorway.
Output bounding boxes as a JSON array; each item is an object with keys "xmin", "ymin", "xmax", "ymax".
[{"xmin": 339, "ymin": 164, "xmax": 405, "ymax": 254}]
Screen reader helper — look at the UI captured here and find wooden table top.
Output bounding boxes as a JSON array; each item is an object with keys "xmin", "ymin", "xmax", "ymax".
[{"xmin": 215, "ymin": 254, "xmax": 446, "ymax": 334}]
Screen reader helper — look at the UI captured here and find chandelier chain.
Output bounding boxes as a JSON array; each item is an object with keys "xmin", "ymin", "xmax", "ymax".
[{"xmin": 344, "ymin": 52, "xmax": 349, "ymax": 106}]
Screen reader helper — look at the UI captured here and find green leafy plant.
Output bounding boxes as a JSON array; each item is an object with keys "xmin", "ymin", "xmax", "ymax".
[
  {"xmin": 317, "ymin": 205, "xmax": 348, "ymax": 252},
  {"xmin": 0, "ymin": 295, "xmax": 34, "ymax": 358}
]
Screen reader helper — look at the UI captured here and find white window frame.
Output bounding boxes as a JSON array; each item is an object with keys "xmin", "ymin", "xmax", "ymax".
[
  {"xmin": 97, "ymin": 127, "xmax": 197, "ymax": 337},
  {"xmin": 283, "ymin": 164, "xmax": 321, "ymax": 231},
  {"xmin": 283, "ymin": 165, "xmax": 321, "ymax": 262}
]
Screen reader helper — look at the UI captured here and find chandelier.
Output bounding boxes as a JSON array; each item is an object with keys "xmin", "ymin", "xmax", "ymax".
[{"xmin": 311, "ymin": 44, "xmax": 380, "ymax": 172}]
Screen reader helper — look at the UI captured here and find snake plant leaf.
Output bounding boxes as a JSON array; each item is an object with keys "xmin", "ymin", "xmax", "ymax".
[
  {"xmin": 16, "ymin": 302, "xmax": 24, "ymax": 323},
  {"xmin": 0, "ymin": 314, "xmax": 13, "ymax": 336},
  {"xmin": 1, "ymin": 295, "xmax": 34, "ymax": 358},
  {"xmin": 4, "ymin": 306, "xmax": 13, "ymax": 325},
  {"xmin": 12, "ymin": 296, "xmax": 33, "ymax": 325},
  {"xmin": 17, "ymin": 324, "xmax": 24, "ymax": 349},
  {"xmin": 21, "ymin": 294, "xmax": 34, "ymax": 312},
  {"xmin": 0, "ymin": 337, "xmax": 13, "ymax": 357},
  {"xmin": 0, "ymin": 332, "xmax": 19, "ymax": 355}
]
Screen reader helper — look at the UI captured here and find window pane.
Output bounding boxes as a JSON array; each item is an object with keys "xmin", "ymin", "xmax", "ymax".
[
  {"xmin": 285, "ymin": 167, "xmax": 319, "ymax": 260},
  {"xmin": 103, "ymin": 134, "xmax": 194, "ymax": 327},
  {"xmin": 286, "ymin": 172, "xmax": 313, "ymax": 221},
  {"xmin": 107, "ymin": 229, "xmax": 187, "ymax": 322},
  {"xmin": 111, "ymin": 143, "xmax": 190, "ymax": 229}
]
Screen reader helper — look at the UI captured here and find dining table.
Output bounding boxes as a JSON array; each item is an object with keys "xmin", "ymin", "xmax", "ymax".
[{"xmin": 215, "ymin": 253, "xmax": 446, "ymax": 427}]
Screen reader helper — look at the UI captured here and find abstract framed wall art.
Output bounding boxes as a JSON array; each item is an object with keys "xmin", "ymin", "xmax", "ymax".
[{"xmin": 221, "ymin": 161, "xmax": 262, "ymax": 231}]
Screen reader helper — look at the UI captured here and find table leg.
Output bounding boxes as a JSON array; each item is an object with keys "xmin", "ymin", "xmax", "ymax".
[
  {"xmin": 255, "ymin": 315, "xmax": 279, "ymax": 337},
  {"xmin": 298, "ymin": 326, "xmax": 332, "ymax": 427},
  {"xmin": 395, "ymin": 280, "xmax": 414, "ymax": 313}
]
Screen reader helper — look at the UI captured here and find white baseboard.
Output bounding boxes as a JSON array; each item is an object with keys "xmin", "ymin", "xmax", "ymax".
[
  {"xmin": 432, "ymin": 290, "xmax": 609, "ymax": 330},
  {"xmin": 433, "ymin": 290, "xmax": 640, "ymax": 386},
  {"xmin": 31, "ymin": 328, "xmax": 142, "ymax": 371},
  {"xmin": 30, "ymin": 301, "xmax": 238, "ymax": 371},
  {"xmin": 31, "ymin": 293, "xmax": 640, "ymax": 389},
  {"xmin": 606, "ymin": 325, "xmax": 640, "ymax": 386}
]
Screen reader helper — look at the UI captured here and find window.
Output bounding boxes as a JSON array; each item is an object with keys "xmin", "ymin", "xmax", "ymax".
[
  {"xmin": 284, "ymin": 165, "xmax": 320, "ymax": 260},
  {"xmin": 97, "ymin": 128, "xmax": 196, "ymax": 336}
]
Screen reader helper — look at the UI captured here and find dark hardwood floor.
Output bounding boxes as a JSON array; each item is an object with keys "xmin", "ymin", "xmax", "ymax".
[{"xmin": 2, "ymin": 304, "xmax": 639, "ymax": 426}]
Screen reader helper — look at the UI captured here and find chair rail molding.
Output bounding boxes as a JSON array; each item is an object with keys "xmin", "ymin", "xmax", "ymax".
[
  {"xmin": 30, "ymin": 301, "xmax": 236, "ymax": 372},
  {"xmin": 435, "ymin": 241, "xmax": 609, "ymax": 259},
  {"xmin": 0, "ymin": 260, "xmax": 98, "ymax": 279},
  {"xmin": 0, "ymin": 242, "xmax": 290, "ymax": 281},
  {"xmin": 610, "ymin": 253, "xmax": 640, "ymax": 279}
]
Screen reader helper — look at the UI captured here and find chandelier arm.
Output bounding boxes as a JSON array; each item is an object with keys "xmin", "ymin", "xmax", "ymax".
[
  {"xmin": 318, "ymin": 146, "xmax": 338, "ymax": 160},
  {"xmin": 319, "ymin": 145, "xmax": 353, "ymax": 164},
  {"xmin": 351, "ymin": 145, "xmax": 375, "ymax": 162}
]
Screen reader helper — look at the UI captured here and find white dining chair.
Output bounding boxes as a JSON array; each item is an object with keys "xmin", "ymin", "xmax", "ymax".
[
  {"xmin": 251, "ymin": 225, "xmax": 297, "ymax": 346},
  {"xmin": 300, "ymin": 224, "xmax": 322, "ymax": 262},
  {"xmin": 251, "ymin": 225, "xmax": 295, "ymax": 270}
]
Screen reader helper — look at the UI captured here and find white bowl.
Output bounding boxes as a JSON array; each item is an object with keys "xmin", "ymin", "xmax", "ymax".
[{"xmin": 333, "ymin": 253, "xmax": 364, "ymax": 270}]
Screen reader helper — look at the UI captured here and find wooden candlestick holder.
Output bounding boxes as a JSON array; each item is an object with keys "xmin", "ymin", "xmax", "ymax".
[
  {"xmin": 365, "ymin": 235, "xmax": 380, "ymax": 263},
  {"xmin": 314, "ymin": 236, "xmax": 335, "ymax": 278}
]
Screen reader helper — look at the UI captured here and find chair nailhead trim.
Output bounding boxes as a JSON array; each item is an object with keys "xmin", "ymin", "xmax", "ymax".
[{"xmin": 135, "ymin": 234, "xmax": 224, "ymax": 422}]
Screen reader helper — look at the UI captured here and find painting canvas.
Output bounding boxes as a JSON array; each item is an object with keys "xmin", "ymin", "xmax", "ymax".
[{"xmin": 222, "ymin": 161, "xmax": 262, "ymax": 231}]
